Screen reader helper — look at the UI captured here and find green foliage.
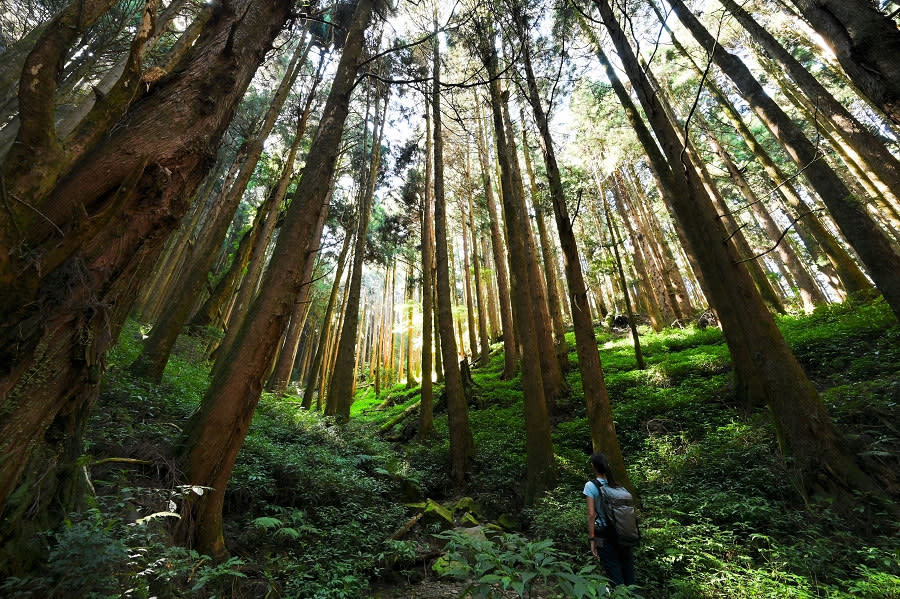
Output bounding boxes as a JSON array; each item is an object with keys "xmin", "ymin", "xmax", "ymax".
[
  {"xmin": 433, "ymin": 530, "xmax": 638, "ymax": 598},
  {"xmin": 41, "ymin": 300, "xmax": 899, "ymax": 598}
]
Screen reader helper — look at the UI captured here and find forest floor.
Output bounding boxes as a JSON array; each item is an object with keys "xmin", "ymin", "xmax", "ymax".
[{"xmin": 6, "ymin": 299, "xmax": 899, "ymax": 598}]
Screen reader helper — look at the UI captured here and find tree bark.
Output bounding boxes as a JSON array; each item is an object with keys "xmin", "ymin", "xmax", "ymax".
[
  {"xmin": 419, "ymin": 91, "xmax": 436, "ymax": 438},
  {"xmin": 475, "ymin": 101, "xmax": 518, "ymax": 378},
  {"xmin": 476, "ymin": 20, "xmax": 555, "ymax": 502},
  {"xmin": 175, "ymin": 0, "xmax": 375, "ymax": 559},
  {"xmin": 301, "ymin": 228, "xmax": 353, "ymax": 408},
  {"xmin": 592, "ymin": 0, "xmax": 882, "ymax": 501},
  {"xmin": 719, "ymin": 0, "xmax": 900, "ymax": 212},
  {"xmin": 667, "ymin": 0, "xmax": 900, "ymax": 319},
  {"xmin": 460, "ymin": 199, "xmax": 479, "ymax": 363},
  {"xmin": 130, "ymin": 33, "xmax": 310, "ymax": 382},
  {"xmin": 434, "ymin": 25, "xmax": 474, "ymax": 487},
  {"xmin": 521, "ymin": 124, "xmax": 569, "ymax": 367},
  {"xmin": 267, "ymin": 197, "xmax": 330, "ymax": 394},
  {"xmin": 704, "ymin": 123, "xmax": 825, "ymax": 312},
  {"xmin": 0, "ymin": 0, "xmax": 293, "ymax": 569},
  {"xmin": 468, "ymin": 186, "xmax": 491, "ymax": 365},
  {"xmin": 514, "ymin": 10, "xmax": 631, "ymax": 490},
  {"xmin": 330, "ymin": 79, "xmax": 389, "ymax": 419},
  {"xmin": 647, "ymin": 0, "xmax": 871, "ymax": 300},
  {"xmin": 788, "ymin": 0, "xmax": 900, "ymax": 126},
  {"xmin": 500, "ymin": 91, "xmax": 566, "ymax": 409}
]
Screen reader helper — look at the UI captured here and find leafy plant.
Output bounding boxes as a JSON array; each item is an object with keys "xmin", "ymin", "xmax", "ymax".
[{"xmin": 433, "ymin": 530, "xmax": 639, "ymax": 598}]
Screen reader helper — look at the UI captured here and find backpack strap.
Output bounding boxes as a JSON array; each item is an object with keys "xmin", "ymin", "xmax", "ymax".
[{"xmin": 588, "ymin": 479, "xmax": 608, "ymax": 516}]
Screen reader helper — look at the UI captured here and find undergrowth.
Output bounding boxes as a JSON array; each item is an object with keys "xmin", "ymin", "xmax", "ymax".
[{"xmin": 11, "ymin": 299, "xmax": 899, "ymax": 598}]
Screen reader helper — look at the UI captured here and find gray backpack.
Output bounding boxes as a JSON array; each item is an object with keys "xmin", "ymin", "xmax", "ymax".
[{"xmin": 590, "ymin": 479, "xmax": 641, "ymax": 547}]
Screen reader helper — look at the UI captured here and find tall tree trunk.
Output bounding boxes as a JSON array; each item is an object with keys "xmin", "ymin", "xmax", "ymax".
[
  {"xmin": 330, "ymin": 80, "xmax": 389, "ymax": 419},
  {"xmin": 325, "ymin": 272, "xmax": 353, "ymax": 409},
  {"xmin": 0, "ymin": 0, "xmax": 293, "ymax": 569},
  {"xmin": 578, "ymin": 17, "xmax": 716, "ymax": 308},
  {"xmin": 175, "ymin": 0, "xmax": 375, "ymax": 559},
  {"xmin": 592, "ymin": 0, "xmax": 883, "ymax": 501},
  {"xmin": 766, "ymin": 63, "xmax": 900, "ymax": 238},
  {"xmin": 787, "ymin": 0, "xmax": 900, "ymax": 126},
  {"xmin": 604, "ymin": 185, "xmax": 646, "ymax": 369},
  {"xmin": 475, "ymin": 101, "xmax": 518, "ymax": 378},
  {"xmin": 214, "ymin": 54, "xmax": 325, "ymax": 367},
  {"xmin": 500, "ymin": 91, "xmax": 566, "ymax": 409},
  {"xmin": 433, "ymin": 282, "xmax": 443, "ymax": 383},
  {"xmin": 647, "ymin": 0, "xmax": 871, "ymax": 299},
  {"xmin": 521, "ymin": 124, "xmax": 569, "ymax": 368},
  {"xmin": 704, "ymin": 123, "xmax": 825, "ymax": 312},
  {"xmin": 718, "ymin": 0, "xmax": 900, "ymax": 211},
  {"xmin": 460, "ymin": 200, "xmax": 479, "ymax": 364},
  {"xmin": 649, "ymin": 69, "xmax": 787, "ymax": 314},
  {"xmin": 419, "ymin": 91, "xmax": 436, "ymax": 437},
  {"xmin": 624, "ymin": 164, "xmax": 692, "ymax": 319},
  {"xmin": 613, "ymin": 172, "xmax": 666, "ymax": 330},
  {"xmin": 468, "ymin": 187, "xmax": 491, "ymax": 365},
  {"xmin": 666, "ymin": 0, "xmax": 900, "ymax": 319},
  {"xmin": 475, "ymin": 20, "xmax": 555, "ymax": 502},
  {"xmin": 350, "ymin": 286, "xmax": 365, "ymax": 399},
  {"xmin": 405, "ymin": 261, "xmax": 414, "ymax": 387},
  {"xmin": 190, "ymin": 185, "xmax": 277, "ymax": 331},
  {"xmin": 130, "ymin": 34, "xmax": 310, "ymax": 382},
  {"xmin": 482, "ymin": 236, "xmax": 501, "ymax": 340},
  {"xmin": 434, "ymin": 26, "xmax": 474, "ymax": 486},
  {"xmin": 267, "ymin": 198, "xmax": 330, "ymax": 393},
  {"xmin": 302, "ymin": 228, "xmax": 353, "ymax": 408},
  {"xmin": 514, "ymin": 12, "xmax": 630, "ymax": 490},
  {"xmin": 522, "ymin": 124, "xmax": 569, "ymax": 358}
]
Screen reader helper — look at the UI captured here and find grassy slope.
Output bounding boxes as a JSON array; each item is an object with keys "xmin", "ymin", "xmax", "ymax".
[
  {"xmin": 6, "ymin": 301, "xmax": 898, "ymax": 598},
  {"xmin": 376, "ymin": 300, "xmax": 900, "ymax": 598}
]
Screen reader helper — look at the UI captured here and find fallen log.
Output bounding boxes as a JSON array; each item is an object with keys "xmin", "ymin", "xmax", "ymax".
[
  {"xmin": 390, "ymin": 511, "xmax": 425, "ymax": 540},
  {"xmin": 379, "ymin": 399, "xmax": 421, "ymax": 434}
]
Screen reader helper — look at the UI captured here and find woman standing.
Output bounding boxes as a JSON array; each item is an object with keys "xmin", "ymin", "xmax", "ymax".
[{"xmin": 584, "ymin": 452, "xmax": 636, "ymax": 588}]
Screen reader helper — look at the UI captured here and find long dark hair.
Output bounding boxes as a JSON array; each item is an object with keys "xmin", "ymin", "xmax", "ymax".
[{"xmin": 589, "ymin": 452, "xmax": 620, "ymax": 487}]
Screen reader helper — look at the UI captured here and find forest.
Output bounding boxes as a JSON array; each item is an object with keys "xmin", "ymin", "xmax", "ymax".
[{"xmin": 0, "ymin": 0, "xmax": 898, "ymax": 596}]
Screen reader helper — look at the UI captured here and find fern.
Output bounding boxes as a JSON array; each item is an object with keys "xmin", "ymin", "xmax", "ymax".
[{"xmin": 252, "ymin": 516, "xmax": 284, "ymax": 530}]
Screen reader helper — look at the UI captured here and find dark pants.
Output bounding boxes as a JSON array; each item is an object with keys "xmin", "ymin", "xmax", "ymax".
[{"xmin": 599, "ymin": 539, "xmax": 635, "ymax": 588}]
